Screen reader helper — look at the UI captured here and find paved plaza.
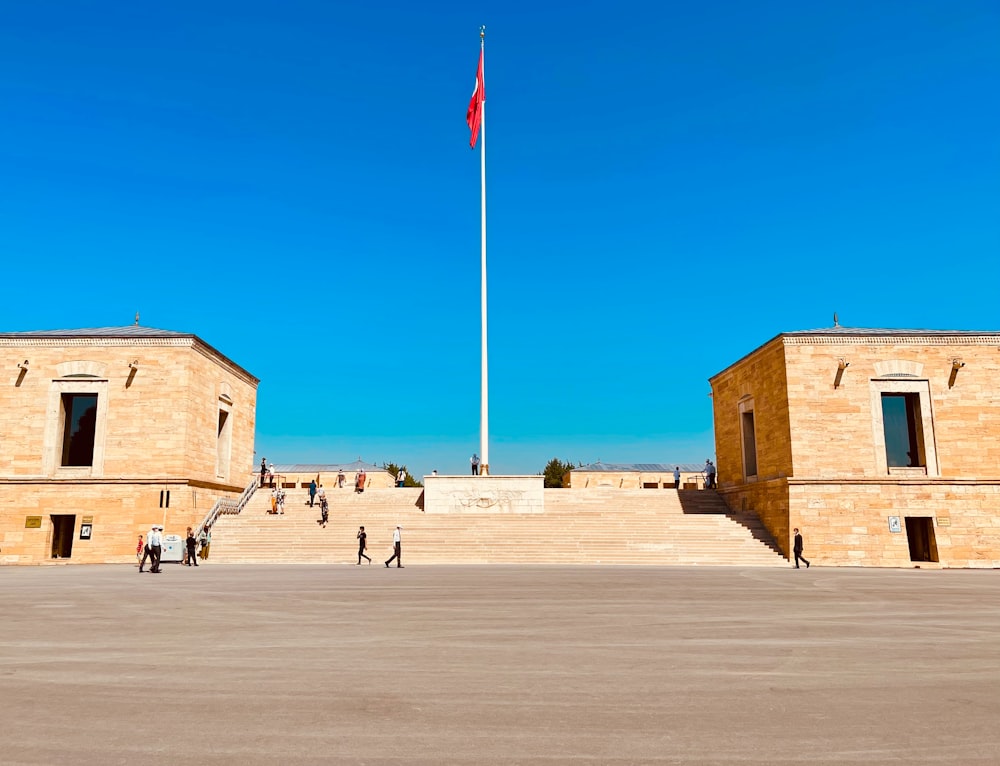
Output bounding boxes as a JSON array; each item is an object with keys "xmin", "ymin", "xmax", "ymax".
[{"xmin": 1, "ymin": 563, "xmax": 998, "ymax": 765}]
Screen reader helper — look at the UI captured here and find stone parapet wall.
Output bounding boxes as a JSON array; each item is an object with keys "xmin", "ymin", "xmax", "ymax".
[{"xmin": 570, "ymin": 470, "xmax": 705, "ymax": 490}]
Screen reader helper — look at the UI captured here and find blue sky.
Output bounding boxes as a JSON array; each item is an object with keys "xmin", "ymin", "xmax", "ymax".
[{"xmin": 1, "ymin": 1, "xmax": 997, "ymax": 479}]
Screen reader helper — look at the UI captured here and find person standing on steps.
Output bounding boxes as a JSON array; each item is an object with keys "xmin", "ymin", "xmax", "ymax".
[
  {"xmin": 396, "ymin": 468, "xmax": 406, "ymax": 488},
  {"xmin": 260, "ymin": 458, "xmax": 268, "ymax": 488},
  {"xmin": 357, "ymin": 526, "xmax": 371, "ymax": 564},
  {"xmin": 309, "ymin": 479, "xmax": 317, "ymax": 507},
  {"xmin": 704, "ymin": 459, "xmax": 717, "ymax": 490},
  {"xmin": 471, "ymin": 453, "xmax": 480, "ymax": 476},
  {"xmin": 793, "ymin": 528, "xmax": 811, "ymax": 569},
  {"xmin": 385, "ymin": 525, "xmax": 403, "ymax": 568},
  {"xmin": 673, "ymin": 466, "xmax": 681, "ymax": 490}
]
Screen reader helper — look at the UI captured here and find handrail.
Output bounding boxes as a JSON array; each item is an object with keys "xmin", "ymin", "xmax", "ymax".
[{"xmin": 195, "ymin": 477, "xmax": 258, "ymax": 537}]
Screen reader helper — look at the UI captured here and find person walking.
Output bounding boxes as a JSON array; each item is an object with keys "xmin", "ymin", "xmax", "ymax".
[
  {"xmin": 136, "ymin": 534, "xmax": 144, "ymax": 565},
  {"xmin": 793, "ymin": 528, "xmax": 811, "ymax": 569},
  {"xmin": 319, "ymin": 496, "xmax": 329, "ymax": 528},
  {"xmin": 471, "ymin": 453, "xmax": 480, "ymax": 476},
  {"xmin": 260, "ymin": 458, "xmax": 267, "ymax": 488},
  {"xmin": 673, "ymin": 466, "xmax": 681, "ymax": 490},
  {"xmin": 355, "ymin": 470, "xmax": 366, "ymax": 494},
  {"xmin": 396, "ymin": 468, "xmax": 406, "ymax": 488},
  {"xmin": 268, "ymin": 462, "xmax": 275, "ymax": 488},
  {"xmin": 138, "ymin": 527, "xmax": 155, "ymax": 573},
  {"xmin": 147, "ymin": 525, "xmax": 163, "ymax": 573},
  {"xmin": 185, "ymin": 527, "xmax": 199, "ymax": 566},
  {"xmin": 385, "ymin": 525, "xmax": 403, "ymax": 568},
  {"xmin": 357, "ymin": 526, "xmax": 371, "ymax": 564},
  {"xmin": 276, "ymin": 488, "xmax": 285, "ymax": 515},
  {"xmin": 337, "ymin": 470, "xmax": 345, "ymax": 488},
  {"xmin": 309, "ymin": 480, "xmax": 318, "ymax": 507}
]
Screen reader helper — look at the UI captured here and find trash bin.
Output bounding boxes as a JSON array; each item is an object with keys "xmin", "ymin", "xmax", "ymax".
[{"xmin": 161, "ymin": 534, "xmax": 185, "ymax": 563}]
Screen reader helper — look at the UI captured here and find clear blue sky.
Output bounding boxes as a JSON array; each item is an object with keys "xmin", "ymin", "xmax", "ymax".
[{"xmin": 2, "ymin": 1, "xmax": 997, "ymax": 479}]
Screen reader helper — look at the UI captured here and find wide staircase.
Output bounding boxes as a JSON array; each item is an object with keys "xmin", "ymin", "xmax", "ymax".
[{"xmin": 208, "ymin": 487, "xmax": 786, "ymax": 566}]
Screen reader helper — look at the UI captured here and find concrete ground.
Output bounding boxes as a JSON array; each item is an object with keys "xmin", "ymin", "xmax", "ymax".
[{"xmin": 1, "ymin": 564, "xmax": 998, "ymax": 765}]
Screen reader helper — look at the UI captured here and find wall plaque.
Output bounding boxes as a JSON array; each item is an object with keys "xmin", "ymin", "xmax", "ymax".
[
  {"xmin": 937, "ymin": 517, "xmax": 951, "ymax": 527},
  {"xmin": 25, "ymin": 516, "xmax": 42, "ymax": 529},
  {"xmin": 82, "ymin": 516, "xmax": 94, "ymax": 524},
  {"xmin": 888, "ymin": 516, "xmax": 902, "ymax": 533}
]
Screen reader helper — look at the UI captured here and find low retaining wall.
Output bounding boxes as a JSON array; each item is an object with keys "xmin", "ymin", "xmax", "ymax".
[{"xmin": 423, "ymin": 475, "xmax": 544, "ymax": 514}]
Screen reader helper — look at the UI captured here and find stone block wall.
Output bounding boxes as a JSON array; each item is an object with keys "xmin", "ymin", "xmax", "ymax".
[
  {"xmin": 711, "ymin": 339, "xmax": 793, "ymax": 488},
  {"xmin": 783, "ymin": 338, "xmax": 1000, "ymax": 479},
  {"xmin": 789, "ymin": 481, "xmax": 1000, "ymax": 568},
  {"xmin": 0, "ymin": 481, "xmax": 234, "ymax": 564},
  {"xmin": 0, "ymin": 339, "xmax": 257, "ymax": 485}
]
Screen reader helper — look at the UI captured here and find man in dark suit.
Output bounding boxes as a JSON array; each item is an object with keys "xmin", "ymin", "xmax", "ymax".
[{"xmin": 793, "ymin": 528, "xmax": 810, "ymax": 569}]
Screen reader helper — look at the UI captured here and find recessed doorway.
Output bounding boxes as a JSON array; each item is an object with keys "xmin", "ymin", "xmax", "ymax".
[
  {"xmin": 51, "ymin": 515, "xmax": 76, "ymax": 559},
  {"xmin": 904, "ymin": 517, "xmax": 938, "ymax": 563}
]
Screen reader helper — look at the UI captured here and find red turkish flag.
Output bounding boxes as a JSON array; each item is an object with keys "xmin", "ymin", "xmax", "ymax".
[{"xmin": 466, "ymin": 50, "xmax": 485, "ymax": 149}]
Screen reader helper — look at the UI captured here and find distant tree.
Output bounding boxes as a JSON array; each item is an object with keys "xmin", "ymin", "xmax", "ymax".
[
  {"xmin": 542, "ymin": 458, "xmax": 575, "ymax": 488},
  {"xmin": 382, "ymin": 462, "xmax": 424, "ymax": 488}
]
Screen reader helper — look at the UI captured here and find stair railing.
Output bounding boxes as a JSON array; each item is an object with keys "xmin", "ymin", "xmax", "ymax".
[{"xmin": 195, "ymin": 477, "xmax": 259, "ymax": 537}]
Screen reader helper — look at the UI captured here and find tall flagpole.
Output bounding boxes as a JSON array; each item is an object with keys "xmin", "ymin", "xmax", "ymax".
[{"xmin": 479, "ymin": 25, "xmax": 489, "ymax": 475}]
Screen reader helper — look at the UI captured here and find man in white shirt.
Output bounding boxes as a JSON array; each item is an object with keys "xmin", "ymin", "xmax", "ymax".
[
  {"xmin": 147, "ymin": 526, "xmax": 163, "ymax": 573},
  {"xmin": 138, "ymin": 526, "xmax": 157, "ymax": 573},
  {"xmin": 385, "ymin": 526, "xmax": 403, "ymax": 568},
  {"xmin": 396, "ymin": 469, "xmax": 406, "ymax": 488},
  {"xmin": 673, "ymin": 466, "xmax": 681, "ymax": 490}
]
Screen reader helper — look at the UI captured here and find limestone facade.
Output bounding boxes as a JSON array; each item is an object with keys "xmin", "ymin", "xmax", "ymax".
[
  {"xmin": 710, "ymin": 328, "xmax": 1000, "ymax": 568},
  {"xmin": 0, "ymin": 327, "xmax": 258, "ymax": 564}
]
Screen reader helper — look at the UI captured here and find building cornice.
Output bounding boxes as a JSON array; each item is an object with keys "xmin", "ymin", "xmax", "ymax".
[{"xmin": 0, "ymin": 335, "xmax": 259, "ymax": 387}]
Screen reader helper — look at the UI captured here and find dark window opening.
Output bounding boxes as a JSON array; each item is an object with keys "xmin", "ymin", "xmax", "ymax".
[
  {"xmin": 51, "ymin": 515, "xmax": 76, "ymax": 558},
  {"xmin": 882, "ymin": 393, "xmax": 924, "ymax": 468},
  {"xmin": 905, "ymin": 517, "xmax": 938, "ymax": 563},
  {"xmin": 61, "ymin": 393, "xmax": 98, "ymax": 467},
  {"xmin": 741, "ymin": 410, "xmax": 758, "ymax": 477}
]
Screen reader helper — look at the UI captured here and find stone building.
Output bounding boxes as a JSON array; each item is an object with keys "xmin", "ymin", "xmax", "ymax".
[
  {"xmin": 0, "ymin": 326, "xmax": 258, "ymax": 564},
  {"xmin": 709, "ymin": 326, "xmax": 1000, "ymax": 568}
]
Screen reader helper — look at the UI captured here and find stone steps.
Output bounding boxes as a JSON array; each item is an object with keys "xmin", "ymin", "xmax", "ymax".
[{"xmin": 208, "ymin": 487, "xmax": 785, "ymax": 566}]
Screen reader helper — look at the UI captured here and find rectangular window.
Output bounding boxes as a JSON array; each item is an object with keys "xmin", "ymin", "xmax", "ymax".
[
  {"xmin": 881, "ymin": 393, "xmax": 924, "ymax": 468},
  {"xmin": 216, "ymin": 408, "xmax": 232, "ymax": 479},
  {"xmin": 61, "ymin": 393, "xmax": 98, "ymax": 466},
  {"xmin": 741, "ymin": 410, "xmax": 758, "ymax": 477}
]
